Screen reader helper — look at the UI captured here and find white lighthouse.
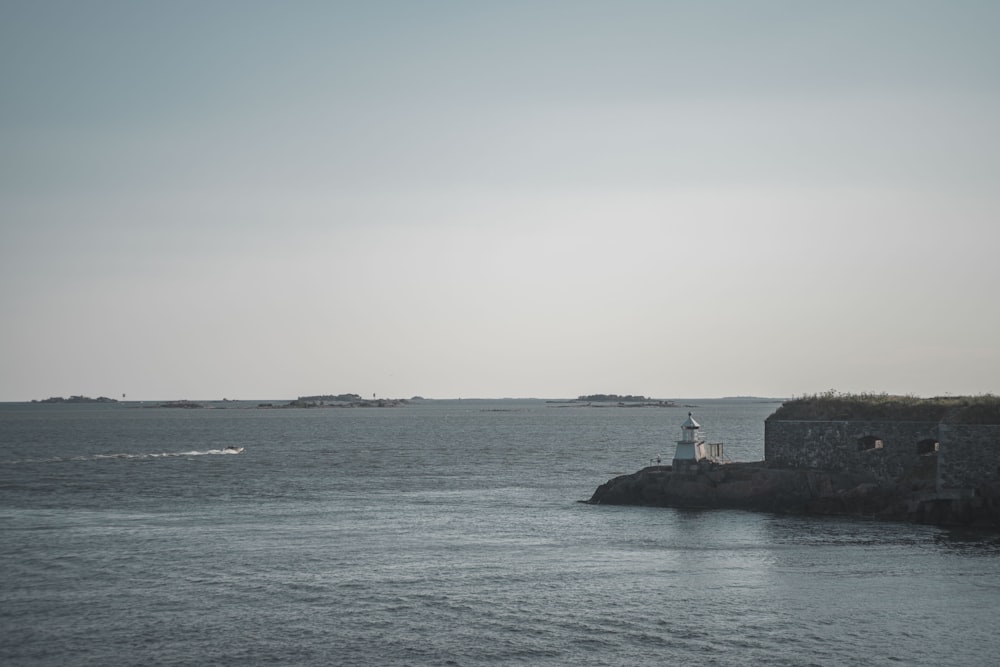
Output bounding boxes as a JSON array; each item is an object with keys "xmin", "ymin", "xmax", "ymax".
[{"xmin": 672, "ymin": 412, "xmax": 706, "ymax": 469}]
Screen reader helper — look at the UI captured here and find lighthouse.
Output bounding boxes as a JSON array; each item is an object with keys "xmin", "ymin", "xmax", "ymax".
[{"xmin": 672, "ymin": 412, "xmax": 706, "ymax": 470}]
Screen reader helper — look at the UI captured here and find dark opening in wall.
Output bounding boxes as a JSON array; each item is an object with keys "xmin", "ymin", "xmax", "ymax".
[
  {"xmin": 858, "ymin": 435, "xmax": 884, "ymax": 451},
  {"xmin": 917, "ymin": 439, "xmax": 940, "ymax": 456}
]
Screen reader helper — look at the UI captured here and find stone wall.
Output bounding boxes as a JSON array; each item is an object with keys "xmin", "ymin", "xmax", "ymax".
[
  {"xmin": 764, "ymin": 420, "xmax": 940, "ymax": 483},
  {"xmin": 765, "ymin": 419, "xmax": 1000, "ymax": 491},
  {"xmin": 937, "ymin": 424, "xmax": 1000, "ymax": 489}
]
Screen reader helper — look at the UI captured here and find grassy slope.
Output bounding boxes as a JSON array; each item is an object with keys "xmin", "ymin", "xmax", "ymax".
[{"xmin": 767, "ymin": 391, "xmax": 1000, "ymax": 424}]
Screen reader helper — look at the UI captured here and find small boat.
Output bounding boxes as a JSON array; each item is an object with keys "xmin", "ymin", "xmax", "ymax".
[{"xmin": 223, "ymin": 446, "xmax": 245, "ymax": 454}]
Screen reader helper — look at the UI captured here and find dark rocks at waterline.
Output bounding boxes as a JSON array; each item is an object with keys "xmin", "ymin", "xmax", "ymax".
[
  {"xmin": 284, "ymin": 398, "xmax": 408, "ymax": 408},
  {"xmin": 587, "ymin": 462, "xmax": 1000, "ymax": 529}
]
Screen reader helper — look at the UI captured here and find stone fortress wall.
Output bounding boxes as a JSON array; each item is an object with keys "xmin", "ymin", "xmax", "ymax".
[{"xmin": 765, "ymin": 419, "xmax": 1000, "ymax": 491}]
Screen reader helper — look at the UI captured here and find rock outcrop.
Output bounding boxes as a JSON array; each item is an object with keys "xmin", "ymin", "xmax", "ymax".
[{"xmin": 587, "ymin": 461, "xmax": 1000, "ymax": 528}]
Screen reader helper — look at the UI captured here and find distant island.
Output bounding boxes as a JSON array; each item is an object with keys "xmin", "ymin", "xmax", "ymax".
[
  {"xmin": 273, "ymin": 393, "xmax": 408, "ymax": 409},
  {"xmin": 576, "ymin": 394, "xmax": 653, "ymax": 402},
  {"xmin": 26, "ymin": 393, "xmax": 410, "ymax": 409},
  {"xmin": 32, "ymin": 395, "xmax": 118, "ymax": 403},
  {"xmin": 295, "ymin": 393, "xmax": 366, "ymax": 403},
  {"xmin": 547, "ymin": 394, "xmax": 679, "ymax": 408},
  {"xmin": 144, "ymin": 394, "xmax": 409, "ymax": 409}
]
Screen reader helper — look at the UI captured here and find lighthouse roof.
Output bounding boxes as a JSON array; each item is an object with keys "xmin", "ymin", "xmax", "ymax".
[{"xmin": 681, "ymin": 412, "xmax": 700, "ymax": 429}]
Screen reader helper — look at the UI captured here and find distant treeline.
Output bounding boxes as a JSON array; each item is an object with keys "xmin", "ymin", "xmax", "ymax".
[
  {"xmin": 286, "ymin": 393, "xmax": 406, "ymax": 409},
  {"xmin": 297, "ymin": 393, "xmax": 363, "ymax": 402},
  {"xmin": 577, "ymin": 394, "xmax": 649, "ymax": 402},
  {"xmin": 768, "ymin": 391, "xmax": 1000, "ymax": 424},
  {"xmin": 32, "ymin": 395, "xmax": 118, "ymax": 403}
]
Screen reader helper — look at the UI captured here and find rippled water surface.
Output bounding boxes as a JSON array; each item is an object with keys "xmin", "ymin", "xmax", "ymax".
[{"xmin": 2, "ymin": 399, "xmax": 999, "ymax": 666}]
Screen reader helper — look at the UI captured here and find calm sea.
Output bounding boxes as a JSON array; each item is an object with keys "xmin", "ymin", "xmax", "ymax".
[{"xmin": 2, "ymin": 399, "xmax": 998, "ymax": 666}]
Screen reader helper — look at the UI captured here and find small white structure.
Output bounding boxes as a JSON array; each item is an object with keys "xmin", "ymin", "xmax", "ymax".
[{"xmin": 673, "ymin": 412, "xmax": 706, "ymax": 467}]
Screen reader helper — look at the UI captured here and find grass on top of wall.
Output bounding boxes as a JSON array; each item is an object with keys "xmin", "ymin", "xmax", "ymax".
[{"xmin": 767, "ymin": 391, "xmax": 1000, "ymax": 424}]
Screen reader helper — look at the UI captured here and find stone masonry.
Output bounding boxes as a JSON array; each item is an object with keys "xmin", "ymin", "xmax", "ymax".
[{"xmin": 765, "ymin": 419, "xmax": 1000, "ymax": 492}]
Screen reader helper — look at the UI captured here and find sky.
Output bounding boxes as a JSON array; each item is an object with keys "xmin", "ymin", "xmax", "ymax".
[{"xmin": 2, "ymin": 1, "xmax": 999, "ymax": 401}]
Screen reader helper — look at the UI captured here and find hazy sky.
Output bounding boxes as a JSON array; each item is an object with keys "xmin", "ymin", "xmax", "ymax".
[{"xmin": 2, "ymin": 1, "xmax": 998, "ymax": 401}]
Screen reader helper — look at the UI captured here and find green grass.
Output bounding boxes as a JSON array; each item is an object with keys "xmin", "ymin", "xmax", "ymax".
[{"xmin": 767, "ymin": 391, "xmax": 1000, "ymax": 424}]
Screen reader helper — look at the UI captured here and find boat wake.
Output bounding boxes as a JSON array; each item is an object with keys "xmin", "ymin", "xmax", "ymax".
[{"xmin": 2, "ymin": 448, "xmax": 245, "ymax": 465}]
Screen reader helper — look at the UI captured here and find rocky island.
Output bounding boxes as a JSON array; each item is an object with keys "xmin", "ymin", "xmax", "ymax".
[
  {"xmin": 282, "ymin": 393, "xmax": 408, "ymax": 408},
  {"xmin": 32, "ymin": 395, "xmax": 118, "ymax": 403},
  {"xmin": 548, "ymin": 394, "xmax": 679, "ymax": 408},
  {"xmin": 589, "ymin": 393, "xmax": 1000, "ymax": 529}
]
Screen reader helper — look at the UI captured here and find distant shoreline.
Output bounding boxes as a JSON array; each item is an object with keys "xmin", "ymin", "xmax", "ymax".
[{"xmin": 16, "ymin": 395, "xmax": 787, "ymax": 406}]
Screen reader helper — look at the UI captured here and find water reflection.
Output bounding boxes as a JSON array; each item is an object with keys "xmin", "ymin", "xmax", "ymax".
[{"xmin": 934, "ymin": 529, "xmax": 1000, "ymax": 556}]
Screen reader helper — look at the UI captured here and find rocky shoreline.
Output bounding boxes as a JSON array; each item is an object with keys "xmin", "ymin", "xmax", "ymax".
[{"xmin": 587, "ymin": 461, "xmax": 1000, "ymax": 529}]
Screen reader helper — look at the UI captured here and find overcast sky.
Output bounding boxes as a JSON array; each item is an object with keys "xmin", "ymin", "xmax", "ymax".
[{"xmin": 2, "ymin": 1, "xmax": 998, "ymax": 401}]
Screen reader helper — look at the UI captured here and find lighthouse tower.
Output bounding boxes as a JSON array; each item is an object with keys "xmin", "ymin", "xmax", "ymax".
[{"xmin": 672, "ymin": 412, "xmax": 705, "ymax": 470}]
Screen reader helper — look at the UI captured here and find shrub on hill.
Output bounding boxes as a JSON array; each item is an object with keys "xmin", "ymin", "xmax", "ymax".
[{"xmin": 767, "ymin": 391, "xmax": 1000, "ymax": 424}]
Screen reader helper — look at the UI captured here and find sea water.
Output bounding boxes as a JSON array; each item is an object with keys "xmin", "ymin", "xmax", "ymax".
[{"xmin": 1, "ymin": 399, "xmax": 998, "ymax": 666}]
